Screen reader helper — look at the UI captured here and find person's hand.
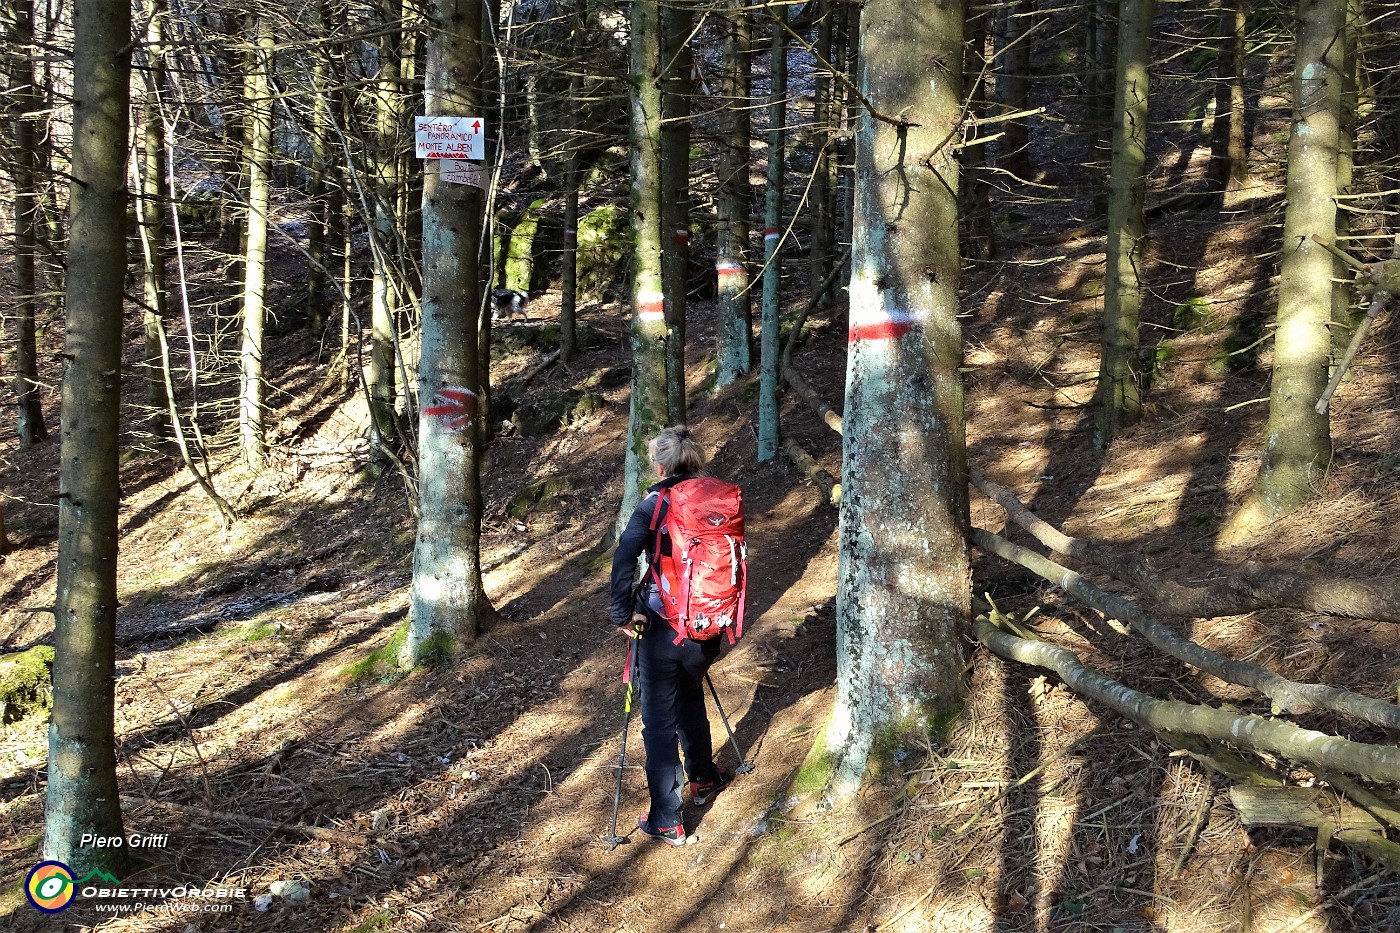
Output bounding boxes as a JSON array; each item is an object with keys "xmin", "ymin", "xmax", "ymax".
[{"xmin": 616, "ymin": 614, "xmax": 646, "ymax": 638}]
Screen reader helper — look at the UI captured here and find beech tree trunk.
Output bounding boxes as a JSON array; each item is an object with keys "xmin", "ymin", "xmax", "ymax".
[
  {"xmin": 757, "ymin": 6, "xmax": 786, "ymax": 463},
  {"xmin": 7, "ymin": 0, "xmax": 48, "ymax": 447},
  {"xmin": 1222, "ymin": 0, "xmax": 1343, "ymax": 543},
  {"xmin": 617, "ymin": 0, "xmax": 669, "ymax": 529},
  {"xmin": 239, "ymin": 14, "xmax": 273, "ymax": 471},
  {"xmin": 409, "ymin": 0, "xmax": 493, "ymax": 655},
  {"xmin": 714, "ymin": 0, "xmax": 752, "ymax": 388},
  {"xmin": 44, "ymin": 0, "xmax": 130, "ymax": 876},
  {"xmin": 826, "ymin": 0, "xmax": 970, "ymax": 798},
  {"xmin": 1090, "ymin": 0, "xmax": 1153, "ymax": 449}
]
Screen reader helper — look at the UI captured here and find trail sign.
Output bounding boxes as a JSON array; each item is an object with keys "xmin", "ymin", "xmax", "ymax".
[
  {"xmin": 440, "ymin": 159, "xmax": 488, "ymax": 189},
  {"xmin": 415, "ymin": 116, "xmax": 485, "ymax": 160}
]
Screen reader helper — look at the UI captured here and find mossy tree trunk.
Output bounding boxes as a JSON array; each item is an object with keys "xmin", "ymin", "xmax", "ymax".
[
  {"xmin": 826, "ymin": 0, "xmax": 970, "ymax": 799},
  {"xmin": 1090, "ymin": 0, "xmax": 1153, "ymax": 450},
  {"xmin": 409, "ymin": 0, "xmax": 494, "ymax": 656},
  {"xmin": 239, "ymin": 14, "xmax": 273, "ymax": 471},
  {"xmin": 7, "ymin": 0, "xmax": 49, "ymax": 448},
  {"xmin": 617, "ymin": 0, "xmax": 669, "ymax": 531},
  {"xmin": 714, "ymin": 0, "xmax": 752, "ymax": 388},
  {"xmin": 757, "ymin": 4, "xmax": 786, "ymax": 463},
  {"xmin": 1222, "ymin": 0, "xmax": 1344, "ymax": 543},
  {"xmin": 44, "ymin": 0, "xmax": 130, "ymax": 876}
]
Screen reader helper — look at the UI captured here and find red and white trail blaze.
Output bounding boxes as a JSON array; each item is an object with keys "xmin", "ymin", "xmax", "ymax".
[
  {"xmin": 636, "ymin": 290, "xmax": 665, "ymax": 322},
  {"xmin": 423, "ymin": 386, "xmax": 477, "ymax": 432},
  {"xmin": 848, "ymin": 308, "xmax": 918, "ymax": 343}
]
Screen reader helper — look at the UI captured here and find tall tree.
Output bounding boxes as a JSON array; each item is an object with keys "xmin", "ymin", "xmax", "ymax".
[
  {"xmin": 617, "ymin": 0, "xmax": 669, "ymax": 529},
  {"xmin": 996, "ymin": 0, "xmax": 1034, "ymax": 179},
  {"xmin": 825, "ymin": 0, "xmax": 970, "ymax": 797},
  {"xmin": 137, "ymin": 0, "xmax": 170, "ymax": 442},
  {"xmin": 1222, "ymin": 0, "xmax": 1344, "ymax": 542},
  {"xmin": 368, "ymin": 0, "xmax": 405, "ymax": 459},
  {"xmin": 1207, "ymin": 0, "xmax": 1248, "ymax": 199},
  {"xmin": 714, "ymin": 0, "xmax": 752, "ymax": 388},
  {"xmin": 408, "ymin": 0, "xmax": 494, "ymax": 656},
  {"xmin": 809, "ymin": 0, "xmax": 835, "ymax": 290},
  {"xmin": 558, "ymin": 0, "xmax": 588, "ymax": 364},
  {"xmin": 1090, "ymin": 0, "xmax": 1153, "ymax": 449},
  {"xmin": 6, "ymin": 0, "xmax": 49, "ymax": 447},
  {"xmin": 661, "ymin": 0, "xmax": 693, "ymax": 424},
  {"xmin": 239, "ymin": 14, "xmax": 273, "ymax": 470},
  {"xmin": 44, "ymin": 0, "xmax": 130, "ymax": 875},
  {"xmin": 757, "ymin": 4, "xmax": 786, "ymax": 463}
]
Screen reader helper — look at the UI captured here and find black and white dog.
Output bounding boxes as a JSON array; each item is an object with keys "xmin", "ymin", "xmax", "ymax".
[{"xmin": 491, "ymin": 288, "xmax": 529, "ymax": 323}]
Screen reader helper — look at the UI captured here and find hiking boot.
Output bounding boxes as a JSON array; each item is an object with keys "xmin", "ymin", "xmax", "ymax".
[
  {"xmin": 637, "ymin": 815, "xmax": 686, "ymax": 847},
  {"xmin": 689, "ymin": 768, "xmax": 734, "ymax": 807}
]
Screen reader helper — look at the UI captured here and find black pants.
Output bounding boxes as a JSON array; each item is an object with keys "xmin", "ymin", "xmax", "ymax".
[{"xmin": 635, "ymin": 609, "xmax": 723, "ymax": 828}]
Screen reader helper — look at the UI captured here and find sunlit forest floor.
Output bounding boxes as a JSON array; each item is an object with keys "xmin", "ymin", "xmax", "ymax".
[{"xmin": 6, "ymin": 16, "xmax": 1400, "ymax": 933}]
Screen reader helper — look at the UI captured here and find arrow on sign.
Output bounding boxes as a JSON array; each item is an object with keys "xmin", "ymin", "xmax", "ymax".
[
  {"xmin": 472, "ymin": 119, "xmax": 481, "ymax": 133},
  {"xmin": 423, "ymin": 386, "xmax": 478, "ymax": 432}
]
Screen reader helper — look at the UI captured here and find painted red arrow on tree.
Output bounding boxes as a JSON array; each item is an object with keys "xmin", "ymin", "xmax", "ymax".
[{"xmin": 423, "ymin": 386, "xmax": 477, "ymax": 432}]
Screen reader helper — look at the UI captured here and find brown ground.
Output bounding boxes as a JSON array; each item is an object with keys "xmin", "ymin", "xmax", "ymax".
[{"xmin": 5, "ymin": 15, "xmax": 1400, "ymax": 933}]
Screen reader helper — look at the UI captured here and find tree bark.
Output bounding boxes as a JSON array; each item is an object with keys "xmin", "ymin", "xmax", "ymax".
[
  {"xmin": 826, "ymin": 0, "xmax": 970, "ymax": 798},
  {"xmin": 368, "ymin": 0, "xmax": 405, "ymax": 458},
  {"xmin": 239, "ymin": 14, "xmax": 273, "ymax": 471},
  {"xmin": 714, "ymin": 0, "xmax": 752, "ymax": 388},
  {"xmin": 557, "ymin": 0, "xmax": 587, "ymax": 364},
  {"xmin": 409, "ymin": 0, "xmax": 494, "ymax": 655},
  {"xmin": 7, "ymin": 0, "xmax": 49, "ymax": 447},
  {"xmin": 44, "ymin": 0, "xmax": 130, "ymax": 876},
  {"xmin": 617, "ymin": 0, "xmax": 670, "ymax": 531},
  {"xmin": 1222, "ymin": 0, "xmax": 1343, "ymax": 543},
  {"xmin": 757, "ymin": 4, "xmax": 786, "ymax": 463},
  {"xmin": 809, "ymin": 1, "xmax": 835, "ymax": 291},
  {"xmin": 961, "ymin": 2, "xmax": 995, "ymax": 261},
  {"xmin": 1090, "ymin": 0, "xmax": 1153, "ymax": 449}
]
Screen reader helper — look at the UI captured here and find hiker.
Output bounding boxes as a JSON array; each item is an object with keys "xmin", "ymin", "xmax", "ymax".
[{"xmin": 609, "ymin": 426, "xmax": 736, "ymax": 846}]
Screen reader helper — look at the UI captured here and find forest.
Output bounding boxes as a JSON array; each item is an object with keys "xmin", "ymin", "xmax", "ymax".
[{"xmin": 3, "ymin": 0, "xmax": 1400, "ymax": 929}]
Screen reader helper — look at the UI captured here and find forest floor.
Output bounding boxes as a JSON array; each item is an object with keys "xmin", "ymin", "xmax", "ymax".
[
  {"xmin": 2, "ymin": 194, "xmax": 1400, "ymax": 932},
  {"xmin": 6, "ymin": 24, "xmax": 1400, "ymax": 933}
]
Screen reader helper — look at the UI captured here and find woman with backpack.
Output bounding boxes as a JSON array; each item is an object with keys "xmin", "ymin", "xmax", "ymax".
[{"xmin": 609, "ymin": 426, "xmax": 739, "ymax": 846}]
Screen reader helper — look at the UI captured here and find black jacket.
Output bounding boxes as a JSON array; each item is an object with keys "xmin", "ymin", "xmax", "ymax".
[{"xmin": 609, "ymin": 474, "xmax": 692, "ymax": 627}]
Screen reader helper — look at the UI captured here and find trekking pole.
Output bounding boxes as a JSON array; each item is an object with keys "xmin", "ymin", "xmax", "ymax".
[
  {"xmin": 704, "ymin": 673, "xmax": 755, "ymax": 774},
  {"xmin": 603, "ymin": 629, "xmax": 640, "ymax": 849}
]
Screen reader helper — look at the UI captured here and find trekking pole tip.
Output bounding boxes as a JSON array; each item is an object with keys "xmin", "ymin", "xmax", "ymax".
[{"xmin": 736, "ymin": 762, "xmax": 756, "ymax": 775}]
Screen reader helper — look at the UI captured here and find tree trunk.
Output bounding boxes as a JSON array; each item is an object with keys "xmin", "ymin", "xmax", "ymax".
[
  {"xmin": 138, "ymin": 0, "xmax": 170, "ymax": 442},
  {"xmin": 7, "ymin": 0, "xmax": 48, "ymax": 447},
  {"xmin": 1083, "ymin": 0, "xmax": 1115, "ymax": 176},
  {"xmin": 1330, "ymin": 0, "xmax": 1360, "ymax": 359},
  {"xmin": 44, "ymin": 0, "xmax": 130, "ymax": 876},
  {"xmin": 757, "ymin": 4, "xmax": 786, "ymax": 463},
  {"xmin": 558, "ymin": 0, "xmax": 587, "ymax": 364},
  {"xmin": 1207, "ymin": 0, "xmax": 1248, "ymax": 199},
  {"xmin": 661, "ymin": 0, "xmax": 692, "ymax": 424},
  {"xmin": 1090, "ymin": 0, "xmax": 1153, "ymax": 449},
  {"xmin": 369, "ymin": 0, "xmax": 404, "ymax": 458},
  {"xmin": 1222, "ymin": 0, "xmax": 1343, "ymax": 543},
  {"xmin": 961, "ymin": 3, "xmax": 995, "ymax": 261},
  {"xmin": 714, "ymin": 0, "xmax": 752, "ymax": 388},
  {"xmin": 809, "ymin": 1, "xmax": 835, "ymax": 291},
  {"xmin": 239, "ymin": 14, "xmax": 273, "ymax": 471},
  {"xmin": 826, "ymin": 0, "xmax": 970, "ymax": 798},
  {"xmin": 306, "ymin": 3, "xmax": 335, "ymax": 337},
  {"xmin": 409, "ymin": 0, "xmax": 493, "ymax": 656},
  {"xmin": 997, "ymin": 0, "xmax": 1034, "ymax": 179},
  {"xmin": 617, "ymin": 0, "xmax": 669, "ymax": 530}
]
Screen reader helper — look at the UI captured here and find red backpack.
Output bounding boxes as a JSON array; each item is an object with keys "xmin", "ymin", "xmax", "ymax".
[{"xmin": 649, "ymin": 477, "xmax": 748, "ymax": 645}]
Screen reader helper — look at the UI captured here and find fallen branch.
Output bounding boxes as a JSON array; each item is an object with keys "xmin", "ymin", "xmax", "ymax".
[
  {"xmin": 973, "ymin": 619, "xmax": 1400, "ymax": 783},
  {"xmin": 972, "ymin": 527, "xmax": 1400, "ymax": 731},
  {"xmin": 1230, "ymin": 785, "xmax": 1400, "ymax": 872},
  {"xmin": 783, "ymin": 365, "xmax": 844, "ymax": 436},
  {"xmin": 970, "ymin": 469, "xmax": 1400, "ymax": 623},
  {"xmin": 517, "ymin": 350, "xmax": 561, "ymax": 389},
  {"xmin": 781, "ymin": 436, "xmax": 839, "ymax": 504}
]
